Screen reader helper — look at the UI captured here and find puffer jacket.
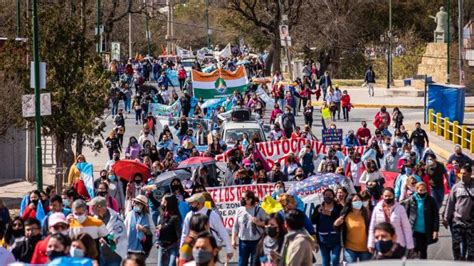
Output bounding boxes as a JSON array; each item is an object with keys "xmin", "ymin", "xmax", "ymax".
[{"xmin": 368, "ymin": 201, "xmax": 414, "ymax": 249}]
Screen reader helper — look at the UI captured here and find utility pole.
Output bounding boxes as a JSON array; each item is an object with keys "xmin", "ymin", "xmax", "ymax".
[
  {"xmin": 16, "ymin": 0, "xmax": 21, "ymax": 37},
  {"xmin": 458, "ymin": 0, "xmax": 464, "ymax": 84},
  {"xmin": 447, "ymin": 0, "xmax": 451, "ymax": 83},
  {"xmin": 166, "ymin": 0, "xmax": 175, "ymax": 54},
  {"xmin": 32, "ymin": 0, "xmax": 43, "ymax": 191},
  {"xmin": 129, "ymin": 11, "xmax": 133, "ymax": 59},
  {"xmin": 387, "ymin": 0, "xmax": 392, "ymax": 89},
  {"xmin": 206, "ymin": 0, "xmax": 211, "ymax": 49},
  {"xmin": 96, "ymin": 0, "xmax": 101, "ymax": 53}
]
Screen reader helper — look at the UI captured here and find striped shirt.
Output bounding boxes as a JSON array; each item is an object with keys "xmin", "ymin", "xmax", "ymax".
[{"xmin": 69, "ymin": 216, "xmax": 108, "ymax": 240}]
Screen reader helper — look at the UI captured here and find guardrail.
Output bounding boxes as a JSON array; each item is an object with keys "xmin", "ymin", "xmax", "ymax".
[{"xmin": 428, "ymin": 109, "xmax": 474, "ymax": 153}]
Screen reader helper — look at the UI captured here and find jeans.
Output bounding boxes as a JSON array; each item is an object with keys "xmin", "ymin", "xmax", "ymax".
[
  {"xmin": 238, "ymin": 240, "xmax": 259, "ymax": 266},
  {"xmin": 135, "ymin": 109, "xmax": 142, "ymax": 123},
  {"xmin": 305, "ymin": 116, "xmax": 313, "ymax": 128},
  {"xmin": 412, "ymin": 144, "xmax": 425, "ymax": 161},
  {"xmin": 319, "ymin": 243, "xmax": 341, "ymax": 266},
  {"xmin": 335, "ymin": 101, "xmax": 341, "ymax": 119},
  {"xmin": 111, "ymin": 101, "xmax": 119, "ymax": 116},
  {"xmin": 179, "ymin": 78, "xmax": 185, "ymax": 90},
  {"xmin": 157, "ymin": 245, "xmax": 178, "ymax": 266},
  {"xmin": 124, "ymin": 98, "xmax": 131, "ymax": 113},
  {"xmin": 150, "ymin": 207, "xmax": 160, "ymax": 226},
  {"xmin": 430, "ymin": 186, "xmax": 445, "ymax": 210},
  {"xmin": 278, "ymin": 98, "xmax": 286, "ymax": 110},
  {"xmin": 342, "ymin": 106, "xmax": 349, "ymax": 121},
  {"xmin": 343, "ymin": 248, "xmax": 372, "ymax": 263}
]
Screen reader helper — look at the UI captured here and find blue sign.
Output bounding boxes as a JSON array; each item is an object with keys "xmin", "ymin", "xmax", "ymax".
[{"xmin": 321, "ymin": 129, "xmax": 343, "ymax": 145}]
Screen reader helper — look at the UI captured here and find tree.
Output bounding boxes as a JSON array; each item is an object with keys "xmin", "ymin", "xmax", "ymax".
[
  {"xmin": 227, "ymin": 0, "xmax": 305, "ymax": 75},
  {"xmin": 0, "ymin": 1, "xmax": 110, "ymax": 170}
]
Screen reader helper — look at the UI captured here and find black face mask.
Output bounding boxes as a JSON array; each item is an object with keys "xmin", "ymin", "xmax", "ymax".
[
  {"xmin": 47, "ymin": 250, "xmax": 65, "ymax": 261},
  {"xmin": 134, "ymin": 180, "xmax": 142, "ymax": 185},
  {"xmin": 12, "ymin": 230, "xmax": 23, "ymax": 237},
  {"xmin": 418, "ymin": 192, "xmax": 427, "ymax": 198},
  {"xmin": 241, "ymin": 198, "xmax": 247, "ymax": 206},
  {"xmin": 190, "ymin": 205, "xmax": 199, "ymax": 212},
  {"xmin": 28, "ymin": 234, "xmax": 42, "ymax": 243},
  {"xmin": 171, "ymin": 184, "xmax": 181, "ymax": 192},
  {"xmin": 100, "ymin": 175, "xmax": 107, "ymax": 179},
  {"xmin": 98, "ymin": 191, "xmax": 107, "ymax": 197},
  {"xmin": 30, "ymin": 199, "xmax": 39, "ymax": 206},
  {"xmin": 384, "ymin": 198, "xmax": 395, "ymax": 205},
  {"xmin": 113, "ymin": 156, "xmax": 120, "ymax": 161},
  {"xmin": 265, "ymin": 227, "xmax": 278, "ymax": 238}
]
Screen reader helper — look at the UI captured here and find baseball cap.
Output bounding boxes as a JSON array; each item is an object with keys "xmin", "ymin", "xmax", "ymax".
[
  {"xmin": 48, "ymin": 212, "xmax": 67, "ymax": 227},
  {"xmin": 185, "ymin": 193, "xmax": 205, "ymax": 203},
  {"xmin": 87, "ymin": 196, "xmax": 107, "ymax": 207}
]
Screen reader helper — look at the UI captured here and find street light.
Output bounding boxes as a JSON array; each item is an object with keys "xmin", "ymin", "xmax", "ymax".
[{"xmin": 380, "ymin": 32, "xmax": 398, "ymax": 89}]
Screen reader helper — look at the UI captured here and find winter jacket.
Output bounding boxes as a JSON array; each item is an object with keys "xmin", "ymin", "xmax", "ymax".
[
  {"xmin": 368, "ymin": 201, "xmax": 414, "ymax": 249},
  {"xmin": 444, "ymin": 181, "xmax": 474, "ymax": 226},
  {"xmin": 97, "ymin": 208, "xmax": 128, "ymax": 259},
  {"xmin": 402, "ymin": 194, "xmax": 439, "ymax": 237}
]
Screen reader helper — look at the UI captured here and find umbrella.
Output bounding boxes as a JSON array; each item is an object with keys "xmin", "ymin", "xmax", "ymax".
[
  {"xmin": 112, "ymin": 160, "xmax": 151, "ymax": 182},
  {"xmin": 287, "ymin": 173, "xmax": 347, "ymax": 196},
  {"xmin": 177, "ymin": 156, "xmax": 216, "ymax": 169},
  {"xmin": 155, "ymin": 169, "xmax": 192, "ymax": 187}
]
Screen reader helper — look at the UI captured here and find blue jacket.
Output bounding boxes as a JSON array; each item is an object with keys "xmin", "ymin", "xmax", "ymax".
[
  {"xmin": 319, "ymin": 75, "xmax": 332, "ymax": 87},
  {"xmin": 344, "ymin": 135, "xmax": 360, "ymax": 147}
]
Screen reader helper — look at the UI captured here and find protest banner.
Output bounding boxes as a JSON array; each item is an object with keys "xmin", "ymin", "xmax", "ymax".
[
  {"xmin": 204, "ymin": 173, "xmax": 355, "ymax": 229},
  {"xmin": 149, "ymin": 101, "xmax": 181, "ymax": 117},
  {"xmin": 321, "ymin": 128, "xmax": 343, "ymax": 145},
  {"xmin": 254, "ymin": 137, "xmax": 366, "ymax": 166},
  {"xmin": 256, "ymin": 86, "xmax": 275, "ymax": 107}
]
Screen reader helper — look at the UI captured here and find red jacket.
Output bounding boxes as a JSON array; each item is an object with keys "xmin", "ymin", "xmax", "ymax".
[
  {"xmin": 341, "ymin": 94, "xmax": 351, "ymax": 107},
  {"xmin": 31, "ymin": 235, "xmax": 50, "ymax": 264},
  {"xmin": 178, "ymin": 69, "xmax": 186, "ymax": 79}
]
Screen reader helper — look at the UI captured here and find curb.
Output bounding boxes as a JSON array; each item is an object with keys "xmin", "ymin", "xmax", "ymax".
[{"xmin": 311, "ymin": 102, "xmax": 474, "ymax": 112}]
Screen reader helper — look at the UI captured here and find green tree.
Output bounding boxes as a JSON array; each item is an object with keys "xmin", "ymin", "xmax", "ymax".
[{"xmin": 0, "ymin": 1, "xmax": 110, "ymax": 170}]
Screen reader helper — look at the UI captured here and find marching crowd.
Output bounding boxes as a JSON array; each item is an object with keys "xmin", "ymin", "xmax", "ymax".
[{"xmin": 0, "ymin": 56, "xmax": 473, "ymax": 266}]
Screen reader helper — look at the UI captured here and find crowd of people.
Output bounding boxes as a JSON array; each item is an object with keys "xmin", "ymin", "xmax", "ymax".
[{"xmin": 0, "ymin": 55, "xmax": 473, "ymax": 266}]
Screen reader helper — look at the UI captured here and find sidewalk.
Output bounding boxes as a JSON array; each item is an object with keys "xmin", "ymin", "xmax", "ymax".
[{"xmin": 339, "ymin": 86, "xmax": 474, "ymax": 110}]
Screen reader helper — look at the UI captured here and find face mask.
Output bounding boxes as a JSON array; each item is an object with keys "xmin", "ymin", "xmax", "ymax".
[
  {"xmin": 352, "ymin": 201, "xmax": 363, "ymax": 209},
  {"xmin": 133, "ymin": 206, "xmax": 142, "ymax": 213},
  {"xmin": 391, "ymin": 151, "xmax": 397, "ymax": 156},
  {"xmin": 30, "ymin": 199, "xmax": 39, "ymax": 206},
  {"xmin": 405, "ymin": 167, "xmax": 412, "ymax": 175},
  {"xmin": 60, "ymin": 230, "xmax": 69, "ymax": 236},
  {"xmin": 323, "ymin": 196, "xmax": 333, "ymax": 204},
  {"xmin": 192, "ymin": 249, "xmax": 214, "ymax": 264},
  {"xmin": 134, "ymin": 180, "xmax": 142, "ymax": 185},
  {"xmin": 75, "ymin": 214, "xmax": 87, "ymax": 224},
  {"xmin": 108, "ymin": 175, "xmax": 116, "ymax": 181},
  {"xmin": 171, "ymin": 184, "xmax": 181, "ymax": 192},
  {"xmin": 113, "ymin": 156, "xmax": 120, "ymax": 161},
  {"xmin": 269, "ymin": 188, "xmax": 282, "ymax": 196},
  {"xmin": 265, "ymin": 226, "xmax": 278, "ymax": 238},
  {"xmin": 375, "ymin": 239, "xmax": 394, "ymax": 254},
  {"xmin": 190, "ymin": 205, "xmax": 199, "ymax": 212},
  {"xmin": 418, "ymin": 192, "xmax": 427, "ymax": 198},
  {"xmin": 384, "ymin": 198, "xmax": 395, "ymax": 206},
  {"xmin": 285, "ymin": 111, "xmax": 290, "ymax": 114},
  {"xmin": 69, "ymin": 247, "xmax": 85, "ymax": 258},
  {"xmin": 427, "ymin": 159, "xmax": 434, "ymax": 165},
  {"xmin": 98, "ymin": 191, "xmax": 107, "ymax": 197},
  {"xmin": 353, "ymin": 158, "xmax": 360, "ymax": 163},
  {"xmin": 240, "ymin": 198, "xmax": 247, "ymax": 206},
  {"xmin": 62, "ymin": 199, "xmax": 70, "ymax": 207},
  {"xmin": 47, "ymin": 250, "xmax": 65, "ymax": 261},
  {"xmin": 453, "ymin": 163, "xmax": 459, "ymax": 169},
  {"xmin": 12, "ymin": 229, "xmax": 23, "ymax": 237}
]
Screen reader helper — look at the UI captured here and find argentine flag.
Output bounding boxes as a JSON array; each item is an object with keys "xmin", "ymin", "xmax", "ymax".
[{"xmin": 76, "ymin": 162, "xmax": 95, "ymax": 199}]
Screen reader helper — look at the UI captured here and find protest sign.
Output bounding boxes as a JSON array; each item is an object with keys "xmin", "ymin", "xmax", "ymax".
[
  {"xmin": 256, "ymin": 86, "xmax": 275, "ymax": 107},
  {"xmin": 254, "ymin": 137, "xmax": 365, "ymax": 166},
  {"xmin": 149, "ymin": 101, "xmax": 181, "ymax": 117},
  {"xmin": 321, "ymin": 128, "xmax": 343, "ymax": 145}
]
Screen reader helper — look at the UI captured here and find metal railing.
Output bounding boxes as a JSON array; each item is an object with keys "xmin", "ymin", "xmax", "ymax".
[{"xmin": 428, "ymin": 109, "xmax": 474, "ymax": 153}]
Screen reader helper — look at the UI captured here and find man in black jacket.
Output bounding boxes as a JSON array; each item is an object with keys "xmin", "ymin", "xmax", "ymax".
[
  {"xmin": 409, "ymin": 122, "xmax": 429, "ymax": 161},
  {"xmin": 11, "ymin": 218, "xmax": 42, "ymax": 263}
]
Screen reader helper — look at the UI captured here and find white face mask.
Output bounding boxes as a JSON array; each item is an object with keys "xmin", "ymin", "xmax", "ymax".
[{"xmin": 74, "ymin": 214, "xmax": 87, "ymax": 224}]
